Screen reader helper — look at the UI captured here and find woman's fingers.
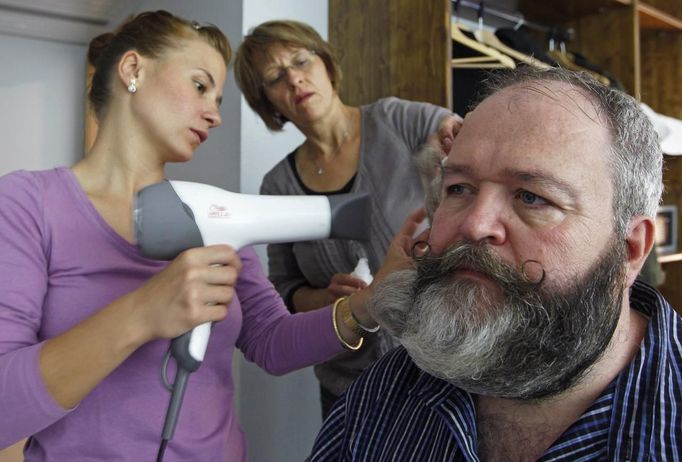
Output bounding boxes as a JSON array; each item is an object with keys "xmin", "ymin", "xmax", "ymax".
[
  {"xmin": 438, "ymin": 114, "xmax": 463, "ymax": 155},
  {"xmin": 397, "ymin": 207, "xmax": 427, "ymax": 244},
  {"xmin": 132, "ymin": 244, "xmax": 242, "ymax": 340}
]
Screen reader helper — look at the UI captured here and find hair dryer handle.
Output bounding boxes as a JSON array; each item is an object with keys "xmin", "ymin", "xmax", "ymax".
[{"xmin": 170, "ymin": 322, "xmax": 211, "ymax": 373}]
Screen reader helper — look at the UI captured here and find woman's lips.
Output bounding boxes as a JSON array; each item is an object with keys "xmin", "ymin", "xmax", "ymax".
[
  {"xmin": 191, "ymin": 129, "xmax": 207, "ymax": 143},
  {"xmin": 295, "ymin": 92, "xmax": 314, "ymax": 104}
]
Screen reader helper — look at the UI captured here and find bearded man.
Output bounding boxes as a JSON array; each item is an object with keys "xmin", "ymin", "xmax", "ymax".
[{"xmin": 309, "ymin": 67, "xmax": 680, "ymax": 461}]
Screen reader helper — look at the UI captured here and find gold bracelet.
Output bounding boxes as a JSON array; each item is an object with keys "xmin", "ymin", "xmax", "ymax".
[{"xmin": 332, "ymin": 297, "xmax": 364, "ymax": 351}]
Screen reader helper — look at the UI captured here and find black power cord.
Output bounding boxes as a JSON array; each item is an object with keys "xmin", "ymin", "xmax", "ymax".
[
  {"xmin": 156, "ymin": 349, "xmax": 192, "ymax": 462},
  {"xmin": 156, "ymin": 438, "xmax": 168, "ymax": 462}
]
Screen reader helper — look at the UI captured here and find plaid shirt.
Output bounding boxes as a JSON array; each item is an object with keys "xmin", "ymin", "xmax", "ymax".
[{"xmin": 310, "ymin": 281, "xmax": 682, "ymax": 461}]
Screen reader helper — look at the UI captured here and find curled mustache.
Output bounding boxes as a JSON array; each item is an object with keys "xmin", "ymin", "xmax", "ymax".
[
  {"xmin": 370, "ymin": 242, "xmax": 545, "ymax": 339},
  {"xmin": 413, "ymin": 241, "xmax": 545, "ymax": 297}
]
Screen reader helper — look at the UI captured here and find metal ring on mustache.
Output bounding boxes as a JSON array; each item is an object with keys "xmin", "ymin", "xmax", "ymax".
[
  {"xmin": 520, "ymin": 259, "xmax": 546, "ymax": 285},
  {"xmin": 411, "ymin": 240, "xmax": 432, "ymax": 259}
]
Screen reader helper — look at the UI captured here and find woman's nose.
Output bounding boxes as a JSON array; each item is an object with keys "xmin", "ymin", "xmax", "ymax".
[
  {"xmin": 285, "ymin": 66, "xmax": 305, "ymax": 85},
  {"xmin": 205, "ymin": 106, "xmax": 222, "ymax": 128}
]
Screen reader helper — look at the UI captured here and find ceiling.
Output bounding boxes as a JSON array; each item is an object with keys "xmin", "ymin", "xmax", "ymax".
[{"xmin": 0, "ymin": 0, "xmax": 136, "ymax": 44}]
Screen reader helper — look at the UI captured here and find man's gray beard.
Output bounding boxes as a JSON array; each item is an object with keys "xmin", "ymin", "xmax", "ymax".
[{"xmin": 368, "ymin": 240, "xmax": 627, "ymax": 400}]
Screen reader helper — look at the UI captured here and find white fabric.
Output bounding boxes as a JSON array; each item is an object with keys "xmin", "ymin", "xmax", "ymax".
[{"xmin": 641, "ymin": 103, "xmax": 682, "ymax": 155}]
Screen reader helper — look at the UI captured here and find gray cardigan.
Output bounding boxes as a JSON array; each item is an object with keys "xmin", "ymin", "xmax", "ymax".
[{"xmin": 260, "ymin": 97, "xmax": 451, "ymax": 396}]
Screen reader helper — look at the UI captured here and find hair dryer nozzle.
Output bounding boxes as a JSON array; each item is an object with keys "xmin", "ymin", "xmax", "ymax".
[
  {"xmin": 134, "ymin": 181, "xmax": 204, "ymax": 260},
  {"xmin": 328, "ymin": 192, "xmax": 371, "ymax": 241}
]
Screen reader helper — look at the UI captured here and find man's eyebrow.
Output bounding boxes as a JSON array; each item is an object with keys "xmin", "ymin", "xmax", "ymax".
[
  {"xmin": 441, "ymin": 165, "xmax": 579, "ymax": 199},
  {"xmin": 508, "ymin": 169, "xmax": 579, "ymax": 199}
]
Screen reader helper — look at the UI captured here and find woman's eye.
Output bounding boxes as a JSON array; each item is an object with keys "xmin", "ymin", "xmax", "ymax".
[
  {"xmin": 264, "ymin": 73, "xmax": 283, "ymax": 86},
  {"xmin": 294, "ymin": 57, "xmax": 310, "ymax": 68},
  {"xmin": 194, "ymin": 81, "xmax": 206, "ymax": 93},
  {"xmin": 518, "ymin": 190, "xmax": 548, "ymax": 205}
]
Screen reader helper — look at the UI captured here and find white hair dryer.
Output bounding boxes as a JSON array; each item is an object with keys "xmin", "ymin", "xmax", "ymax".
[{"xmin": 133, "ymin": 180, "xmax": 370, "ymax": 454}]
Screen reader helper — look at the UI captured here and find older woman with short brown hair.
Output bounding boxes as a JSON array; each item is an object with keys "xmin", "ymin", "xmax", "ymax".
[{"xmin": 235, "ymin": 19, "xmax": 461, "ymax": 418}]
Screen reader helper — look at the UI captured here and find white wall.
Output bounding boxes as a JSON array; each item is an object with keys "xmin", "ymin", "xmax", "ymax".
[{"xmin": 0, "ymin": 34, "xmax": 86, "ymax": 175}]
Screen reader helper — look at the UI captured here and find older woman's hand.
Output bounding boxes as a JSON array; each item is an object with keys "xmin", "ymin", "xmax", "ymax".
[
  {"xmin": 434, "ymin": 114, "xmax": 463, "ymax": 156},
  {"xmin": 326, "ymin": 273, "xmax": 368, "ymax": 299},
  {"xmin": 414, "ymin": 114, "xmax": 462, "ymax": 221},
  {"xmin": 349, "ymin": 208, "xmax": 428, "ymax": 326}
]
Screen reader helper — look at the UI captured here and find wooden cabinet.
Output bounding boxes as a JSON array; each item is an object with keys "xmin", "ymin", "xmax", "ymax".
[
  {"xmin": 329, "ymin": 0, "xmax": 682, "ymax": 307},
  {"xmin": 329, "ymin": 0, "xmax": 452, "ymax": 108}
]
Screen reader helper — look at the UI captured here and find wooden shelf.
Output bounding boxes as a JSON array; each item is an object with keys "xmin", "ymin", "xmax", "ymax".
[
  {"xmin": 639, "ymin": 3, "xmax": 682, "ymax": 30},
  {"xmin": 520, "ymin": 0, "xmax": 682, "ymax": 31},
  {"xmin": 659, "ymin": 252, "xmax": 682, "ymax": 264},
  {"xmin": 519, "ymin": 0, "xmax": 630, "ymax": 24}
]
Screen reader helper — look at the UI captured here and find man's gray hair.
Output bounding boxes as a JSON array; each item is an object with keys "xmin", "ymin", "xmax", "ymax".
[{"xmin": 472, "ymin": 66, "xmax": 663, "ymax": 237}]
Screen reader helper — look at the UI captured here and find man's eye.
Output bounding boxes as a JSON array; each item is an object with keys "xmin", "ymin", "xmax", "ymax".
[
  {"xmin": 445, "ymin": 184, "xmax": 466, "ymax": 195},
  {"xmin": 518, "ymin": 190, "xmax": 547, "ymax": 205}
]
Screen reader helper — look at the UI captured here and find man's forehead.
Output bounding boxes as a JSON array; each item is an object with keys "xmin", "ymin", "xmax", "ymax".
[
  {"xmin": 459, "ymin": 81, "xmax": 609, "ymax": 147},
  {"xmin": 494, "ymin": 80, "xmax": 607, "ymax": 126},
  {"xmin": 446, "ymin": 80, "xmax": 613, "ymax": 187}
]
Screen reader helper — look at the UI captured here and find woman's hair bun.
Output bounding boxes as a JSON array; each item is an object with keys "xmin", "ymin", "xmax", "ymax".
[{"xmin": 87, "ymin": 32, "xmax": 115, "ymax": 67}]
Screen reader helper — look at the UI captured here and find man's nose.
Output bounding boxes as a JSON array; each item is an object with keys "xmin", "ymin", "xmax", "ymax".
[
  {"xmin": 431, "ymin": 192, "xmax": 507, "ymax": 253},
  {"xmin": 459, "ymin": 193, "xmax": 507, "ymax": 245}
]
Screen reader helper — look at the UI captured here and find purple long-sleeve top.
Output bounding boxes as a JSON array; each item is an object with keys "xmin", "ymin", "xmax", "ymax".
[{"xmin": 0, "ymin": 168, "xmax": 345, "ymax": 461}]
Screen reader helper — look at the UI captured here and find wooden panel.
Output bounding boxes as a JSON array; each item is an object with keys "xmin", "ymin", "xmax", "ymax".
[
  {"xmin": 329, "ymin": 0, "xmax": 450, "ymax": 107},
  {"xmin": 518, "ymin": 0, "xmax": 630, "ymax": 24},
  {"xmin": 640, "ymin": 30, "xmax": 682, "ymax": 113},
  {"xmin": 570, "ymin": 7, "xmax": 638, "ymax": 95},
  {"xmin": 387, "ymin": 0, "xmax": 451, "ymax": 107},
  {"xmin": 329, "ymin": 0, "xmax": 390, "ymax": 106}
]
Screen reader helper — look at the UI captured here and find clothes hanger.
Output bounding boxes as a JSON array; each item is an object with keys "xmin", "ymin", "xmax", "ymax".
[
  {"xmin": 471, "ymin": 4, "xmax": 551, "ymax": 70},
  {"xmin": 546, "ymin": 28, "xmax": 611, "ymax": 86},
  {"xmin": 451, "ymin": 0, "xmax": 515, "ymax": 69}
]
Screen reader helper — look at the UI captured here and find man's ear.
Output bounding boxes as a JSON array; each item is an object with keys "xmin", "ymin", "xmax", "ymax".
[
  {"xmin": 624, "ymin": 215, "xmax": 656, "ymax": 287},
  {"xmin": 117, "ymin": 50, "xmax": 144, "ymax": 90}
]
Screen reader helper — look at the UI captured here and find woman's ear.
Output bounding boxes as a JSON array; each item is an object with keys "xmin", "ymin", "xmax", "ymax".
[
  {"xmin": 117, "ymin": 50, "xmax": 143, "ymax": 91},
  {"xmin": 624, "ymin": 216, "xmax": 656, "ymax": 287}
]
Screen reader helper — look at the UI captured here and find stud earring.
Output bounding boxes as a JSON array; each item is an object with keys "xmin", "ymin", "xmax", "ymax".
[{"xmin": 127, "ymin": 78, "xmax": 137, "ymax": 94}]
